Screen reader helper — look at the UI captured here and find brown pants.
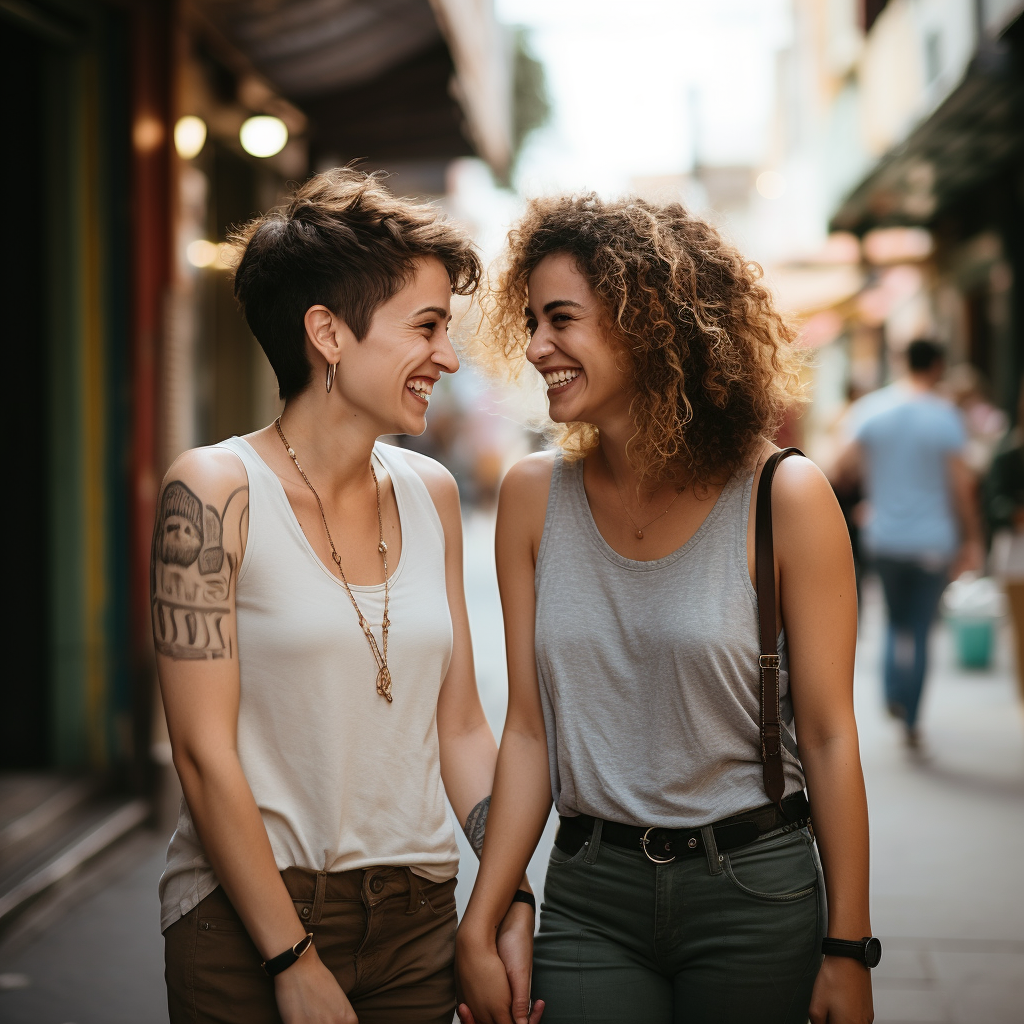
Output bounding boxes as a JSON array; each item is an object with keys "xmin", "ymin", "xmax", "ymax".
[{"xmin": 164, "ymin": 866, "xmax": 458, "ymax": 1024}]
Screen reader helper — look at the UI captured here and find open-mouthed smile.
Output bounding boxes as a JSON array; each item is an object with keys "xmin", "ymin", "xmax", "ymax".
[
  {"xmin": 406, "ymin": 378, "xmax": 434, "ymax": 405},
  {"xmin": 542, "ymin": 368, "xmax": 581, "ymax": 394}
]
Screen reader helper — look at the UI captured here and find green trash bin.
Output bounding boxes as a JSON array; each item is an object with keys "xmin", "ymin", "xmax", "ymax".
[
  {"xmin": 943, "ymin": 576, "xmax": 1004, "ymax": 671},
  {"xmin": 949, "ymin": 617, "xmax": 994, "ymax": 669}
]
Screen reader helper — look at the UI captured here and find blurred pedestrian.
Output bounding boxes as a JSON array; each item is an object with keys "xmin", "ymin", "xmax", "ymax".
[
  {"xmin": 825, "ymin": 382, "xmax": 870, "ymax": 606},
  {"xmin": 153, "ymin": 169, "xmax": 536, "ymax": 1024},
  {"xmin": 945, "ymin": 363, "xmax": 1008, "ymax": 476},
  {"xmin": 841, "ymin": 340, "xmax": 984, "ymax": 747},
  {"xmin": 984, "ymin": 381, "xmax": 1024, "ymax": 703},
  {"xmin": 457, "ymin": 195, "xmax": 876, "ymax": 1024}
]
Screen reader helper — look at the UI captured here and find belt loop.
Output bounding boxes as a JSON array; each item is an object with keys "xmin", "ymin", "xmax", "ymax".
[
  {"xmin": 310, "ymin": 870, "xmax": 327, "ymax": 925},
  {"xmin": 404, "ymin": 867, "xmax": 423, "ymax": 914},
  {"xmin": 701, "ymin": 826, "xmax": 723, "ymax": 876},
  {"xmin": 584, "ymin": 818, "xmax": 603, "ymax": 864}
]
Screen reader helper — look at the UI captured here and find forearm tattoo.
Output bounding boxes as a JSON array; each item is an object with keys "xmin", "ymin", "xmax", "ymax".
[
  {"xmin": 463, "ymin": 795, "xmax": 491, "ymax": 858},
  {"xmin": 150, "ymin": 480, "xmax": 248, "ymax": 661}
]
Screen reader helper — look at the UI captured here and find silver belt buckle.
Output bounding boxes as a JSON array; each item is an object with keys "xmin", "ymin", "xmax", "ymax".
[{"xmin": 641, "ymin": 826, "xmax": 676, "ymax": 864}]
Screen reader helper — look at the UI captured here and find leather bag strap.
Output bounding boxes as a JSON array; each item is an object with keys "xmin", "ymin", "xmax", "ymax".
[{"xmin": 754, "ymin": 447, "xmax": 803, "ymax": 809}]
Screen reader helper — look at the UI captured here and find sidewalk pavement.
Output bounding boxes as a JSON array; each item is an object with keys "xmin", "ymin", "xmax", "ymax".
[
  {"xmin": 852, "ymin": 574, "xmax": 1024, "ymax": 1024},
  {"xmin": 1, "ymin": 511, "xmax": 1021, "ymax": 1024}
]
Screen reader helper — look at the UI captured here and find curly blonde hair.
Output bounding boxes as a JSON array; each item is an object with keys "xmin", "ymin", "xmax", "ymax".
[{"xmin": 481, "ymin": 193, "xmax": 804, "ymax": 487}]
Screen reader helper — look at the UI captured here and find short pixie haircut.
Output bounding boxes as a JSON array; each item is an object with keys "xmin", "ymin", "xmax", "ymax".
[
  {"xmin": 482, "ymin": 193, "xmax": 804, "ymax": 487},
  {"xmin": 232, "ymin": 168, "xmax": 481, "ymax": 399}
]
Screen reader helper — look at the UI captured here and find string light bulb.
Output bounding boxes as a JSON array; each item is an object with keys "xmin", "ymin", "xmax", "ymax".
[
  {"xmin": 174, "ymin": 116, "xmax": 207, "ymax": 159},
  {"xmin": 239, "ymin": 116, "xmax": 288, "ymax": 158}
]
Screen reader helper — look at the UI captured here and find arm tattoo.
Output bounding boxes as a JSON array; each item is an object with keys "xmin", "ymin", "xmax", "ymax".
[
  {"xmin": 150, "ymin": 480, "xmax": 248, "ymax": 661},
  {"xmin": 463, "ymin": 795, "xmax": 490, "ymax": 858}
]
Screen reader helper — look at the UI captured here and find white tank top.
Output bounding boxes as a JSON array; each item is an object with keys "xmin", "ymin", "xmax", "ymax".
[{"xmin": 159, "ymin": 436, "xmax": 459, "ymax": 932}]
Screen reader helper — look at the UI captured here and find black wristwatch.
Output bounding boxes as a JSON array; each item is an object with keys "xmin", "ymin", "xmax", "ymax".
[
  {"xmin": 821, "ymin": 936, "xmax": 882, "ymax": 969},
  {"xmin": 261, "ymin": 932, "xmax": 314, "ymax": 978}
]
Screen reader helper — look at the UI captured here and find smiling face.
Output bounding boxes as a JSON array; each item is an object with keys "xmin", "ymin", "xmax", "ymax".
[
  {"xmin": 332, "ymin": 256, "xmax": 458, "ymax": 435},
  {"xmin": 525, "ymin": 252, "xmax": 633, "ymax": 427}
]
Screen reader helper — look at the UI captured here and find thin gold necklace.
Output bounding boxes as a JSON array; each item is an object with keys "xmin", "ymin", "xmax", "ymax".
[
  {"xmin": 275, "ymin": 417, "xmax": 393, "ymax": 702},
  {"xmin": 603, "ymin": 452, "xmax": 682, "ymax": 540}
]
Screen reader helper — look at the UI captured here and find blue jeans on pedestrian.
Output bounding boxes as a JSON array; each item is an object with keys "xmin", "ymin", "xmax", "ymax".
[
  {"xmin": 532, "ymin": 819, "xmax": 825, "ymax": 1023},
  {"xmin": 874, "ymin": 556, "xmax": 949, "ymax": 728}
]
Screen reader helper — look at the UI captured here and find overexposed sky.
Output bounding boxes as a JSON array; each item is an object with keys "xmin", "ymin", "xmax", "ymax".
[{"xmin": 495, "ymin": 0, "xmax": 793, "ymax": 196}]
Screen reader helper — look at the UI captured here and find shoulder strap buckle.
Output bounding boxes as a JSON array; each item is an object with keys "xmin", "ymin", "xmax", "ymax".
[{"xmin": 758, "ymin": 654, "xmax": 781, "ymax": 669}]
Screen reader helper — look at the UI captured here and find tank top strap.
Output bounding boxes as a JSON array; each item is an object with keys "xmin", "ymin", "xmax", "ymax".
[
  {"xmin": 212, "ymin": 436, "xmax": 299, "ymax": 585},
  {"xmin": 372, "ymin": 442, "xmax": 446, "ymax": 552}
]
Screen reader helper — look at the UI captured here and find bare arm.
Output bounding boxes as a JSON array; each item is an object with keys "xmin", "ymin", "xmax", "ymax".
[
  {"xmin": 456, "ymin": 455, "xmax": 555, "ymax": 1024},
  {"xmin": 153, "ymin": 449, "xmax": 354, "ymax": 1024},
  {"xmin": 771, "ymin": 456, "xmax": 873, "ymax": 1024},
  {"xmin": 406, "ymin": 454, "xmax": 525, "ymax": 861},
  {"xmin": 409, "ymin": 456, "xmax": 538, "ymax": 1024}
]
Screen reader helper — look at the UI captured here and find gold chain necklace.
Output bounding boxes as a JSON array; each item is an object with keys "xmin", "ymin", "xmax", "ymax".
[
  {"xmin": 603, "ymin": 452, "xmax": 682, "ymax": 540},
  {"xmin": 275, "ymin": 417, "xmax": 393, "ymax": 702}
]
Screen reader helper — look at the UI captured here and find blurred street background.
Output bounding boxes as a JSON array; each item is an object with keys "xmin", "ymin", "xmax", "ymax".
[{"xmin": 1, "ymin": 0, "xmax": 1023, "ymax": 1022}]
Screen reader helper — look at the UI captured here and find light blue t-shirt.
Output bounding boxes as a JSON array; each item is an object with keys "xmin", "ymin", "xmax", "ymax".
[{"xmin": 854, "ymin": 389, "xmax": 967, "ymax": 560}]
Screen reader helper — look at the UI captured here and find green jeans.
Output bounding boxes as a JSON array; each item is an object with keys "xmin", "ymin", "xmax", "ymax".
[{"xmin": 532, "ymin": 820, "xmax": 825, "ymax": 1024}]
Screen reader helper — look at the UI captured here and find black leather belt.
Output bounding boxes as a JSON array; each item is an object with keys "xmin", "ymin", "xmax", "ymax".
[{"xmin": 555, "ymin": 791, "xmax": 811, "ymax": 864}]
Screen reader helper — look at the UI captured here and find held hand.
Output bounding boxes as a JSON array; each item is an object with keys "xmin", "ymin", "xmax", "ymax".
[
  {"xmin": 808, "ymin": 955, "xmax": 874, "ymax": 1024},
  {"xmin": 496, "ymin": 902, "xmax": 544, "ymax": 1024},
  {"xmin": 274, "ymin": 947, "xmax": 358, "ymax": 1024},
  {"xmin": 455, "ymin": 923, "xmax": 517, "ymax": 1024}
]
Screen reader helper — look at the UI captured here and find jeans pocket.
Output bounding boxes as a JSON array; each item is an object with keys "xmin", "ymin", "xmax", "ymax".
[
  {"xmin": 722, "ymin": 828, "xmax": 819, "ymax": 903},
  {"xmin": 422, "ymin": 877, "xmax": 458, "ymax": 916},
  {"xmin": 194, "ymin": 912, "xmax": 268, "ymax": 981},
  {"xmin": 548, "ymin": 839, "xmax": 589, "ymax": 868}
]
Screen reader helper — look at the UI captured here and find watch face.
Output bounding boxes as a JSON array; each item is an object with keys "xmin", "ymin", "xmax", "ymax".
[{"xmin": 864, "ymin": 937, "xmax": 882, "ymax": 968}]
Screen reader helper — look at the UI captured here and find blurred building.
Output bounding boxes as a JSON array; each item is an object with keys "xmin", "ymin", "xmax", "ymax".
[
  {"xmin": 747, "ymin": 0, "xmax": 1023, "ymax": 460},
  {"xmin": 0, "ymin": 0, "xmax": 512, "ymax": 925},
  {"xmin": 829, "ymin": 0, "xmax": 1023, "ymax": 407}
]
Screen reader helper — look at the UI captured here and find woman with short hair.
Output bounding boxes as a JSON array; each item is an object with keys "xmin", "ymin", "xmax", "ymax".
[
  {"xmin": 456, "ymin": 194, "xmax": 876, "ymax": 1024},
  {"xmin": 155, "ymin": 169, "xmax": 536, "ymax": 1024}
]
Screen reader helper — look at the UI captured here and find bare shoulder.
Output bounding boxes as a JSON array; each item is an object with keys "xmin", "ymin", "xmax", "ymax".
[
  {"xmin": 392, "ymin": 445, "xmax": 461, "ymax": 529},
  {"xmin": 771, "ymin": 454, "xmax": 837, "ymax": 514},
  {"xmin": 770, "ymin": 453, "xmax": 847, "ymax": 551},
  {"xmin": 500, "ymin": 450, "xmax": 557, "ymax": 504},
  {"xmin": 497, "ymin": 450, "xmax": 557, "ymax": 539},
  {"xmin": 163, "ymin": 444, "xmax": 249, "ymax": 500},
  {"xmin": 156, "ymin": 446, "xmax": 250, "ymax": 567}
]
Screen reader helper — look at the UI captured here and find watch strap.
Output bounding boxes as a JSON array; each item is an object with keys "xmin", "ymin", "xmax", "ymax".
[
  {"xmin": 261, "ymin": 932, "xmax": 314, "ymax": 978},
  {"xmin": 511, "ymin": 889, "xmax": 536, "ymax": 912},
  {"xmin": 821, "ymin": 936, "xmax": 881, "ymax": 968}
]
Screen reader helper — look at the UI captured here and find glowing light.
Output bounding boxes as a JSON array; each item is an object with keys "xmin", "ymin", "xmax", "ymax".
[
  {"xmin": 214, "ymin": 243, "xmax": 236, "ymax": 270},
  {"xmin": 756, "ymin": 170, "xmax": 786, "ymax": 200},
  {"xmin": 186, "ymin": 240, "xmax": 237, "ymax": 270},
  {"xmin": 133, "ymin": 116, "xmax": 164, "ymax": 153},
  {"xmin": 186, "ymin": 240, "xmax": 219, "ymax": 268},
  {"xmin": 239, "ymin": 116, "xmax": 288, "ymax": 158},
  {"xmin": 174, "ymin": 116, "xmax": 207, "ymax": 159}
]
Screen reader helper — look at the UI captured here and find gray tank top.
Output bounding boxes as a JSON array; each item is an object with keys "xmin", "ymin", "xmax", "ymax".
[{"xmin": 535, "ymin": 455, "xmax": 805, "ymax": 827}]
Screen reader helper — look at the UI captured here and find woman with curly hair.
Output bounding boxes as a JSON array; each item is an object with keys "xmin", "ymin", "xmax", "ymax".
[{"xmin": 455, "ymin": 194, "xmax": 876, "ymax": 1024}]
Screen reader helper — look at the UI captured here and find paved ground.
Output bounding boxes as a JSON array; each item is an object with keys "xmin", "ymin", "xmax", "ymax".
[{"xmin": 1, "ymin": 510, "xmax": 1021, "ymax": 1024}]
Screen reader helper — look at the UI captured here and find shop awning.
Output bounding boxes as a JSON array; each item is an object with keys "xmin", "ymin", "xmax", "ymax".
[
  {"xmin": 830, "ymin": 31, "xmax": 1024, "ymax": 234},
  {"xmin": 196, "ymin": 0, "xmax": 511, "ymax": 179}
]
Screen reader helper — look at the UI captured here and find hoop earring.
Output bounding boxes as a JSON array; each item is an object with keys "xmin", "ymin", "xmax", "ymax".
[{"xmin": 326, "ymin": 362, "xmax": 337, "ymax": 394}]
